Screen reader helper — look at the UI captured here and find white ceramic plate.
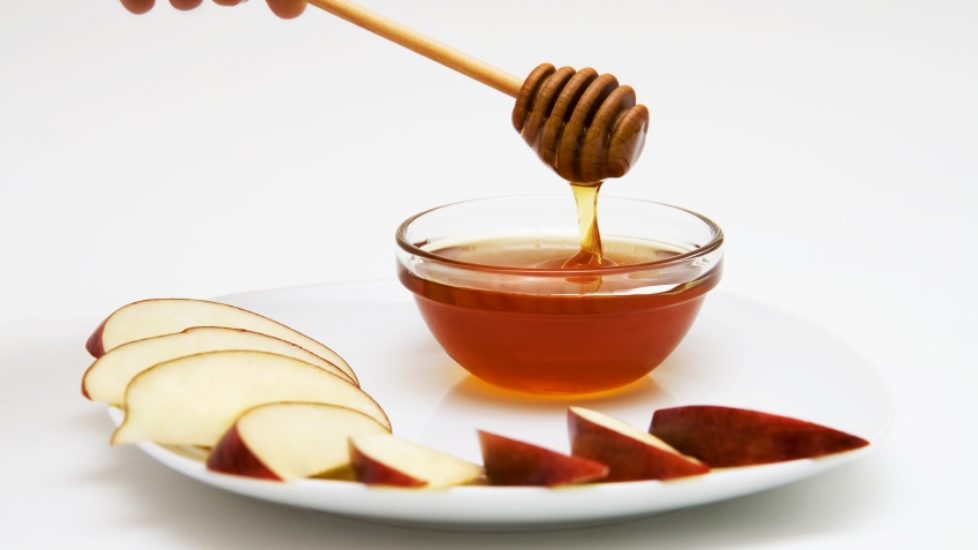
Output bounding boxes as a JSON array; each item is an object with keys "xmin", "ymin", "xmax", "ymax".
[{"xmin": 109, "ymin": 280, "xmax": 893, "ymax": 531}]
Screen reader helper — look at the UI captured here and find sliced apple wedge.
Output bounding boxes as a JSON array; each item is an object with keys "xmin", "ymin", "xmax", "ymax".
[
  {"xmin": 206, "ymin": 402, "xmax": 389, "ymax": 481},
  {"xmin": 650, "ymin": 405, "xmax": 870, "ymax": 467},
  {"xmin": 86, "ymin": 298, "xmax": 357, "ymax": 384},
  {"xmin": 83, "ymin": 327, "xmax": 355, "ymax": 404},
  {"xmin": 349, "ymin": 434, "xmax": 483, "ymax": 489},
  {"xmin": 478, "ymin": 431, "xmax": 608, "ymax": 486},
  {"xmin": 569, "ymin": 407, "xmax": 708, "ymax": 481},
  {"xmin": 112, "ymin": 350, "xmax": 389, "ymax": 447}
]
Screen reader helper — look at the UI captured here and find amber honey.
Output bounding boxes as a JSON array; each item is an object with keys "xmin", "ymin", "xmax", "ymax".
[{"xmin": 398, "ymin": 235, "xmax": 722, "ymax": 394}]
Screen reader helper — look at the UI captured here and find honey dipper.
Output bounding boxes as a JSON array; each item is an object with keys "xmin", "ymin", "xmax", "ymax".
[{"xmin": 308, "ymin": 0, "xmax": 650, "ymax": 183}]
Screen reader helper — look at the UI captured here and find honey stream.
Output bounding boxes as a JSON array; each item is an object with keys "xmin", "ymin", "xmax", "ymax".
[{"xmin": 562, "ymin": 182, "xmax": 614, "ymax": 269}]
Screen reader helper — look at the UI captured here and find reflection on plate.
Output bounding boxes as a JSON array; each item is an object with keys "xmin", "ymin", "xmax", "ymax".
[{"xmin": 111, "ymin": 280, "xmax": 892, "ymax": 531}]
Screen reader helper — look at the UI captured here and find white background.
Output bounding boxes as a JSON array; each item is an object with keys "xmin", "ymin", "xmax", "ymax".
[{"xmin": 1, "ymin": 1, "xmax": 975, "ymax": 548}]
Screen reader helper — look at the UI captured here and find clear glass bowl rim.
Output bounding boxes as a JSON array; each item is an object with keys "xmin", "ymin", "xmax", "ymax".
[{"xmin": 395, "ymin": 194, "xmax": 724, "ymax": 276}]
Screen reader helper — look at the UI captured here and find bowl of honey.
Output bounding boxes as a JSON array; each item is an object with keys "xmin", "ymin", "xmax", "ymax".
[{"xmin": 396, "ymin": 194, "xmax": 723, "ymax": 395}]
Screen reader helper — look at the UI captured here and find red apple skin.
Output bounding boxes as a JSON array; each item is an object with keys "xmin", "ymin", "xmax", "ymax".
[
  {"xmin": 650, "ymin": 406, "xmax": 870, "ymax": 467},
  {"xmin": 86, "ymin": 319, "xmax": 107, "ymax": 358},
  {"xmin": 479, "ymin": 431, "xmax": 608, "ymax": 486},
  {"xmin": 569, "ymin": 411, "xmax": 709, "ymax": 482},
  {"xmin": 206, "ymin": 425, "xmax": 281, "ymax": 481},
  {"xmin": 349, "ymin": 443, "xmax": 427, "ymax": 488}
]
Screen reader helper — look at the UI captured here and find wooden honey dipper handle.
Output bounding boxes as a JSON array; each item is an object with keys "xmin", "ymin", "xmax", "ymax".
[
  {"xmin": 307, "ymin": 0, "xmax": 648, "ymax": 182},
  {"xmin": 306, "ymin": 0, "xmax": 522, "ymax": 97}
]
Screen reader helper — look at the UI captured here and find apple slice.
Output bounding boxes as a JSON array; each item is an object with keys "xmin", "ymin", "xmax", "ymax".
[
  {"xmin": 478, "ymin": 430, "xmax": 608, "ymax": 486},
  {"xmin": 86, "ymin": 298, "xmax": 357, "ymax": 385},
  {"xmin": 650, "ymin": 405, "xmax": 870, "ymax": 467},
  {"xmin": 569, "ymin": 407, "xmax": 708, "ymax": 481},
  {"xmin": 349, "ymin": 434, "xmax": 483, "ymax": 489},
  {"xmin": 206, "ymin": 402, "xmax": 389, "ymax": 481},
  {"xmin": 112, "ymin": 350, "xmax": 389, "ymax": 447},
  {"xmin": 83, "ymin": 327, "xmax": 355, "ymax": 405}
]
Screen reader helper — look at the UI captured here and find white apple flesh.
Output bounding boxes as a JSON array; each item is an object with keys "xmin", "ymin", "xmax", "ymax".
[
  {"xmin": 569, "ymin": 407, "xmax": 708, "ymax": 481},
  {"xmin": 349, "ymin": 434, "xmax": 483, "ymax": 489},
  {"xmin": 86, "ymin": 298, "xmax": 357, "ymax": 384},
  {"xmin": 112, "ymin": 350, "xmax": 389, "ymax": 447},
  {"xmin": 207, "ymin": 402, "xmax": 389, "ymax": 481},
  {"xmin": 83, "ymin": 327, "xmax": 355, "ymax": 405}
]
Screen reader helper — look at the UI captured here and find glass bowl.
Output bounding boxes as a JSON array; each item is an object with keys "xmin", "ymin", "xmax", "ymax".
[{"xmin": 396, "ymin": 194, "xmax": 724, "ymax": 394}]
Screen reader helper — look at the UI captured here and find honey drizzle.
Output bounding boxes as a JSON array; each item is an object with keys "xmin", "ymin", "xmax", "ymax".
[{"xmin": 563, "ymin": 181, "xmax": 612, "ymax": 269}]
